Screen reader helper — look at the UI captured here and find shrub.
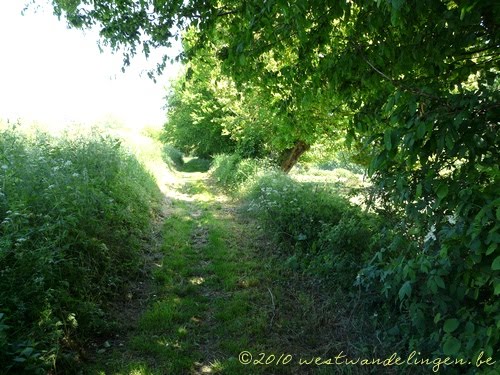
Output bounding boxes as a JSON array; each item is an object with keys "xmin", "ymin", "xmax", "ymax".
[
  {"xmin": 162, "ymin": 144, "xmax": 184, "ymax": 170},
  {"xmin": 210, "ymin": 154, "xmax": 272, "ymax": 193},
  {"xmin": 244, "ymin": 172, "xmax": 384, "ymax": 286},
  {"xmin": 0, "ymin": 126, "xmax": 162, "ymax": 372}
]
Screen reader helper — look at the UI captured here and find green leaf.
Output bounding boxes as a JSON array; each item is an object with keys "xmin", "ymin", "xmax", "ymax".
[
  {"xmin": 445, "ymin": 133, "xmax": 454, "ymax": 150},
  {"xmin": 434, "ymin": 312, "xmax": 441, "ymax": 324},
  {"xmin": 20, "ymin": 347, "xmax": 34, "ymax": 357},
  {"xmin": 384, "ymin": 130, "xmax": 392, "ymax": 150},
  {"xmin": 416, "ymin": 183, "xmax": 422, "ymax": 198},
  {"xmin": 443, "ymin": 336, "xmax": 461, "ymax": 355},
  {"xmin": 398, "ymin": 281, "xmax": 412, "ymax": 300},
  {"xmin": 435, "ymin": 275, "xmax": 445, "ymax": 289},
  {"xmin": 436, "ymin": 184, "xmax": 448, "ymax": 200},
  {"xmin": 494, "ymin": 281, "xmax": 500, "ymax": 295},
  {"xmin": 492, "ymin": 256, "xmax": 500, "ymax": 271},
  {"xmin": 486, "ymin": 243, "xmax": 497, "ymax": 255},
  {"xmin": 416, "ymin": 122, "xmax": 426, "ymax": 139},
  {"xmin": 444, "ymin": 319, "xmax": 460, "ymax": 333}
]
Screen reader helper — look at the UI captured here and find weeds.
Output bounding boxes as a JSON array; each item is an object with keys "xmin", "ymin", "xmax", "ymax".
[{"xmin": 0, "ymin": 125, "xmax": 162, "ymax": 373}]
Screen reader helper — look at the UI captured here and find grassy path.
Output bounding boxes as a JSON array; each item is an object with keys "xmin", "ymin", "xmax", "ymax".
[{"xmin": 84, "ymin": 169, "xmax": 375, "ymax": 375}]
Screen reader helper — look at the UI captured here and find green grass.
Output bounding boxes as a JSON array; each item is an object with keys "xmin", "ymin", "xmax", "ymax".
[
  {"xmin": 85, "ymin": 185, "xmax": 263, "ymax": 374},
  {"xmin": 84, "ymin": 169, "xmax": 397, "ymax": 375}
]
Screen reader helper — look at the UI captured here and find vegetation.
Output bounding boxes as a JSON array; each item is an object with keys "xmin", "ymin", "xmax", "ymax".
[
  {"xmin": 0, "ymin": 124, "xmax": 162, "ymax": 373},
  {"xmin": 4, "ymin": 0, "xmax": 499, "ymax": 373}
]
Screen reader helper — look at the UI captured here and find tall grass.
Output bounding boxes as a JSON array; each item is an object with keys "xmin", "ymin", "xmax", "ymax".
[{"xmin": 0, "ymin": 125, "xmax": 162, "ymax": 373}]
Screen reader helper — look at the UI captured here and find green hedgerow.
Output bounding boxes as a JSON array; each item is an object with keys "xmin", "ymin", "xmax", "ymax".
[
  {"xmin": 210, "ymin": 153, "xmax": 275, "ymax": 193},
  {"xmin": 0, "ymin": 125, "xmax": 162, "ymax": 373}
]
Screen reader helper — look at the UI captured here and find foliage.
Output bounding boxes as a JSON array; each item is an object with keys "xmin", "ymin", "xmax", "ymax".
[
  {"xmin": 48, "ymin": 0, "xmax": 499, "ymax": 365},
  {"xmin": 163, "ymin": 64, "xmax": 237, "ymax": 158},
  {"xmin": 163, "ymin": 42, "xmax": 285, "ymax": 161},
  {"xmin": 300, "ymin": 146, "xmax": 365, "ymax": 175},
  {"xmin": 162, "ymin": 143, "xmax": 184, "ymax": 170},
  {"xmin": 0, "ymin": 125, "xmax": 162, "ymax": 372},
  {"xmin": 210, "ymin": 154, "xmax": 275, "ymax": 193},
  {"xmin": 244, "ymin": 173, "xmax": 382, "ymax": 284}
]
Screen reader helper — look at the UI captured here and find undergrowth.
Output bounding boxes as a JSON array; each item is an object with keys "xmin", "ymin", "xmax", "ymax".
[
  {"xmin": 210, "ymin": 154, "xmax": 275, "ymax": 193},
  {"xmin": 210, "ymin": 153, "xmax": 499, "ymax": 374},
  {"xmin": 0, "ymin": 125, "xmax": 162, "ymax": 373}
]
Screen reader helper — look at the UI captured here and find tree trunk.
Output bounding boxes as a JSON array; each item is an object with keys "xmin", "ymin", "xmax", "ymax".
[{"xmin": 279, "ymin": 140, "xmax": 310, "ymax": 173}]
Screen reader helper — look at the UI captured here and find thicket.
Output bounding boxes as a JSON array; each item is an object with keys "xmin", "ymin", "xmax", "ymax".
[
  {"xmin": 210, "ymin": 154, "xmax": 275, "ymax": 193},
  {"xmin": 211, "ymin": 153, "xmax": 499, "ymax": 374},
  {"xmin": 211, "ymin": 155, "xmax": 377, "ymax": 286},
  {"xmin": 0, "ymin": 125, "xmax": 162, "ymax": 373}
]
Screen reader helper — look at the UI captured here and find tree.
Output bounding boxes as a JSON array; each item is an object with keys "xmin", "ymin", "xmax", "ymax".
[{"xmin": 166, "ymin": 30, "xmax": 348, "ymax": 168}]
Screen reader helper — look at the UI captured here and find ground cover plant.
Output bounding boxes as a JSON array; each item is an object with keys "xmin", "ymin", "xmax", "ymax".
[{"xmin": 0, "ymin": 124, "xmax": 162, "ymax": 373}]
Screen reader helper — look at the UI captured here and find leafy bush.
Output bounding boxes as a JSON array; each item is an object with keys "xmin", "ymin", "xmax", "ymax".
[
  {"xmin": 162, "ymin": 144, "xmax": 184, "ymax": 170},
  {"xmin": 210, "ymin": 154, "xmax": 273, "ymax": 193},
  {"xmin": 244, "ymin": 172, "xmax": 383, "ymax": 285},
  {"xmin": 0, "ymin": 126, "xmax": 162, "ymax": 372}
]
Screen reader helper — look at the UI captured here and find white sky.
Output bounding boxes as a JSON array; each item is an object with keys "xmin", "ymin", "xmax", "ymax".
[{"xmin": 0, "ymin": 1, "xmax": 182, "ymax": 129}]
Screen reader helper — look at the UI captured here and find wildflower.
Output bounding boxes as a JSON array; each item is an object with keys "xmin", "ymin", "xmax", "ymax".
[
  {"xmin": 72, "ymin": 173, "xmax": 80, "ymax": 177},
  {"xmin": 1, "ymin": 165, "xmax": 7, "ymax": 170}
]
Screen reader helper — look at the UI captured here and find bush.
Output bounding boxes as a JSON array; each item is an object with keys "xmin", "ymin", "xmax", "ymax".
[
  {"xmin": 210, "ymin": 154, "xmax": 272, "ymax": 193},
  {"xmin": 0, "ymin": 126, "xmax": 162, "ymax": 372},
  {"xmin": 163, "ymin": 144, "xmax": 184, "ymax": 170},
  {"xmin": 244, "ymin": 172, "xmax": 383, "ymax": 286}
]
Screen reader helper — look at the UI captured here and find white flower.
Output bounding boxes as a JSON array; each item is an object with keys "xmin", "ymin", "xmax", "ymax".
[
  {"xmin": 72, "ymin": 173, "xmax": 80, "ymax": 177},
  {"xmin": 1, "ymin": 165, "xmax": 8, "ymax": 170},
  {"xmin": 447, "ymin": 214, "xmax": 457, "ymax": 225},
  {"xmin": 424, "ymin": 224, "xmax": 436, "ymax": 243}
]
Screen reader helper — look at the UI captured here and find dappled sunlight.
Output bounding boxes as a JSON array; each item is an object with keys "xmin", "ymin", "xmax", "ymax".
[
  {"xmin": 127, "ymin": 365, "xmax": 154, "ymax": 375},
  {"xmin": 193, "ymin": 360, "xmax": 224, "ymax": 374},
  {"xmin": 189, "ymin": 276, "xmax": 206, "ymax": 285}
]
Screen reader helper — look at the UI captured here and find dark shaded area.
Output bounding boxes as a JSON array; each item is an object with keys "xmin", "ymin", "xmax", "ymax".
[{"xmin": 178, "ymin": 158, "xmax": 211, "ymax": 173}]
